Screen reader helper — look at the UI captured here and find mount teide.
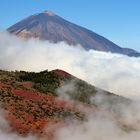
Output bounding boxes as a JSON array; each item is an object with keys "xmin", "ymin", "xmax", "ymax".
[{"xmin": 7, "ymin": 10, "xmax": 140, "ymax": 57}]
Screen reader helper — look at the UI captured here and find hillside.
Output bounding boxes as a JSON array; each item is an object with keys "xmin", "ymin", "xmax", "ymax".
[
  {"xmin": 0, "ymin": 69, "xmax": 131, "ymax": 139},
  {"xmin": 7, "ymin": 10, "xmax": 140, "ymax": 57}
]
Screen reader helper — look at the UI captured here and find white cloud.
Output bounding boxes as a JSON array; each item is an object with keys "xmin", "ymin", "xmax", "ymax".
[
  {"xmin": 0, "ymin": 30, "xmax": 140, "ymax": 99},
  {"xmin": 55, "ymin": 113, "xmax": 140, "ymax": 140}
]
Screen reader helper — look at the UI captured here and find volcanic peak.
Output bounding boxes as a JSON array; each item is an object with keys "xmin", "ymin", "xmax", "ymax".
[{"xmin": 43, "ymin": 10, "xmax": 55, "ymax": 16}]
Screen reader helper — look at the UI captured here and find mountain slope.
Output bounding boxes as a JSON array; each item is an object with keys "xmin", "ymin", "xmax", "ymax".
[
  {"xmin": 0, "ymin": 69, "xmax": 131, "ymax": 138},
  {"xmin": 7, "ymin": 10, "xmax": 140, "ymax": 57}
]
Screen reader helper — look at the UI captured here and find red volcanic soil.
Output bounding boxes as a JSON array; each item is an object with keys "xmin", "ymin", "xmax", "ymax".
[
  {"xmin": 11, "ymin": 87, "xmax": 89, "ymax": 110},
  {"xmin": 21, "ymin": 82, "xmax": 33, "ymax": 88},
  {"xmin": 53, "ymin": 69, "xmax": 71, "ymax": 78},
  {"xmin": 0, "ymin": 80, "xmax": 97, "ymax": 139},
  {"xmin": 0, "ymin": 82, "xmax": 5, "ymax": 88},
  {"xmin": 8, "ymin": 108, "xmax": 64, "ymax": 138},
  {"xmin": 12, "ymin": 89, "xmax": 43, "ymax": 101}
]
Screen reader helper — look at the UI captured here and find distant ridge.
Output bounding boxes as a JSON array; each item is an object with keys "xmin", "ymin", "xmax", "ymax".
[{"xmin": 7, "ymin": 10, "xmax": 140, "ymax": 57}]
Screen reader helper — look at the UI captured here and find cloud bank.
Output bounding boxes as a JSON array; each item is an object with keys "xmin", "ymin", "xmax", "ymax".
[
  {"xmin": 55, "ymin": 114, "xmax": 140, "ymax": 140},
  {"xmin": 0, "ymin": 30, "xmax": 140, "ymax": 99}
]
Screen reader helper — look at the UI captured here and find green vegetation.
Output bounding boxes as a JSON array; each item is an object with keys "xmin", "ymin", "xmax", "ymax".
[
  {"xmin": 18, "ymin": 70, "xmax": 98, "ymax": 103},
  {"xmin": 19, "ymin": 70, "xmax": 60, "ymax": 95}
]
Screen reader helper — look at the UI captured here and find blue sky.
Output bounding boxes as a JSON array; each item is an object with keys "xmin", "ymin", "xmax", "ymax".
[{"xmin": 0, "ymin": 0, "xmax": 140, "ymax": 51}]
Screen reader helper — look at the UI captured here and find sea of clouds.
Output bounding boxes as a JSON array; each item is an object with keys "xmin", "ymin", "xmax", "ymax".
[{"xmin": 0, "ymin": 30, "xmax": 140, "ymax": 99}]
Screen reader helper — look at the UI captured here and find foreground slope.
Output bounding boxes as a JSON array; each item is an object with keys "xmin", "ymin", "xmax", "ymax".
[
  {"xmin": 0, "ymin": 69, "xmax": 131, "ymax": 139},
  {"xmin": 7, "ymin": 10, "xmax": 140, "ymax": 57}
]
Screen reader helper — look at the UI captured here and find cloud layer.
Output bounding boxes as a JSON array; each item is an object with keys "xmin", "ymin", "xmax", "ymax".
[
  {"xmin": 0, "ymin": 30, "xmax": 140, "ymax": 99},
  {"xmin": 55, "ymin": 114, "xmax": 140, "ymax": 140}
]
